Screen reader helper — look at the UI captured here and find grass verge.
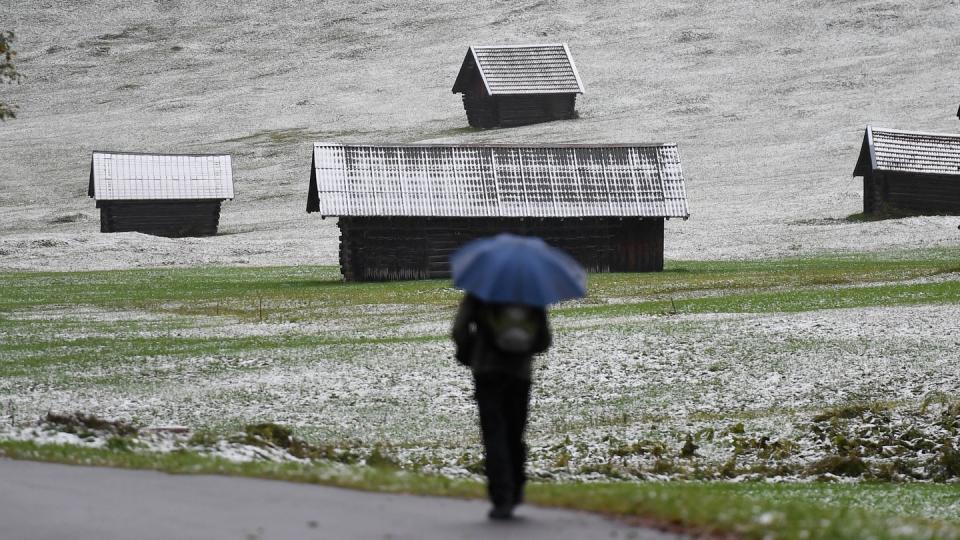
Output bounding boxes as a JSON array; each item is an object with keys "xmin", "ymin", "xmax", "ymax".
[{"xmin": 1, "ymin": 440, "xmax": 958, "ymax": 540}]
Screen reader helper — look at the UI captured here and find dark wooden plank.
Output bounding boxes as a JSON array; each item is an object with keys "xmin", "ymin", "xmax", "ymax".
[
  {"xmin": 99, "ymin": 200, "xmax": 222, "ymax": 237},
  {"xmin": 866, "ymin": 171, "xmax": 960, "ymax": 215},
  {"xmin": 337, "ymin": 216, "xmax": 665, "ymax": 281}
]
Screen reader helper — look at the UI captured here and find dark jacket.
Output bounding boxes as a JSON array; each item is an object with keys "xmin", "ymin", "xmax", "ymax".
[{"xmin": 451, "ymin": 294, "xmax": 552, "ymax": 380}]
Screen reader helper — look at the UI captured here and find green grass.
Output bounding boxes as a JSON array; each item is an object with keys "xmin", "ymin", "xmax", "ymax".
[
  {"xmin": 534, "ymin": 482, "xmax": 960, "ymax": 540},
  {"xmin": 561, "ymin": 279, "xmax": 960, "ymax": 317},
  {"xmin": 0, "ymin": 265, "xmax": 455, "ymax": 315},
  {"xmin": 1, "ymin": 440, "xmax": 957, "ymax": 540},
  {"xmin": 0, "ymin": 332, "xmax": 441, "ymax": 378},
  {"xmin": 1, "ymin": 249, "xmax": 958, "ymax": 317}
]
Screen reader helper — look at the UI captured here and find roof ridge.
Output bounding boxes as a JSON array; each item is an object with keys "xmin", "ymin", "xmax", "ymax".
[
  {"xmin": 868, "ymin": 126, "xmax": 960, "ymax": 139},
  {"xmin": 470, "ymin": 43, "xmax": 568, "ymax": 49},
  {"xmin": 313, "ymin": 142, "xmax": 673, "ymax": 148},
  {"xmin": 92, "ymin": 150, "xmax": 232, "ymax": 158}
]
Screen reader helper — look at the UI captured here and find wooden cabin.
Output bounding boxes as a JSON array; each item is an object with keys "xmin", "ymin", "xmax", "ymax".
[
  {"xmin": 451, "ymin": 44, "xmax": 584, "ymax": 128},
  {"xmin": 88, "ymin": 151, "xmax": 234, "ymax": 237},
  {"xmin": 307, "ymin": 143, "xmax": 689, "ymax": 281},
  {"xmin": 853, "ymin": 126, "xmax": 960, "ymax": 215}
]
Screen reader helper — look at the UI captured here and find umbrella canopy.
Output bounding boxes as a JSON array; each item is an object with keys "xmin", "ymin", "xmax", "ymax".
[{"xmin": 450, "ymin": 234, "xmax": 587, "ymax": 307}]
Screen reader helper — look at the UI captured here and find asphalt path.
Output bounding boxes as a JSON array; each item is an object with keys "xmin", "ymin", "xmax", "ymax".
[{"xmin": 0, "ymin": 459, "xmax": 686, "ymax": 540}]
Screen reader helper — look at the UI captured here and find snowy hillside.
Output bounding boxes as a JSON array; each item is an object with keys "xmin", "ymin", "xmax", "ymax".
[{"xmin": 2, "ymin": 0, "xmax": 958, "ymax": 270}]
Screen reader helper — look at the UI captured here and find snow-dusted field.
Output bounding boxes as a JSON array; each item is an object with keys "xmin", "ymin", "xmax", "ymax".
[{"xmin": 2, "ymin": 295, "xmax": 958, "ymax": 481}]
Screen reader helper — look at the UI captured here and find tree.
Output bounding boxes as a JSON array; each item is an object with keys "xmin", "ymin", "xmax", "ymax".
[{"xmin": 0, "ymin": 31, "xmax": 23, "ymax": 120}]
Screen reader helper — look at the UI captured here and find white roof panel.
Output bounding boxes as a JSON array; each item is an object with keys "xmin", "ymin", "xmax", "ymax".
[
  {"xmin": 308, "ymin": 144, "xmax": 688, "ymax": 218},
  {"xmin": 90, "ymin": 152, "xmax": 234, "ymax": 201}
]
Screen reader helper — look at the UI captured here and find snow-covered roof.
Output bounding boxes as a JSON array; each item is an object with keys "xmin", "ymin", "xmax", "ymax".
[
  {"xmin": 854, "ymin": 126, "xmax": 960, "ymax": 177},
  {"xmin": 88, "ymin": 151, "xmax": 234, "ymax": 201},
  {"xmin": 307, "ymin": 143, "xmax": 688, "ymax": 218},
  {"xmin": 452, "ymin": 44, "xmax": 585, "ymax": 96}
]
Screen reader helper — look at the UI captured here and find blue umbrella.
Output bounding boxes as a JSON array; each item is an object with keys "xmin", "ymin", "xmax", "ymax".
[{"xmin": 450, "ymin": 234, "xmax": 587, "ymax": 307}]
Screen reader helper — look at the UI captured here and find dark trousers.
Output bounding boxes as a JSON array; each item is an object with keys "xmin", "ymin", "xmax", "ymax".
[{"xmin": 474, "ymin": 373, "xmax": 532, "ymax": 507}]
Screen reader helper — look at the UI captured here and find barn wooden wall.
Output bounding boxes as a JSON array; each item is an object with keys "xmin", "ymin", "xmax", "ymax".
[
  {"xmin": 338, "ymin": 217, "xmax": 664, "ymax": 281},
  {"xmin": 864, "ymin": 172, "xmax": 960, "ymax": 215},
  {"xmin": 461, "ymin": 87, "xmax": 577, "ymax": 128},
  {"xmin": 496, "ymin": 94, "xmax": 577, "ymax": 127},
  {"xmin": 461, "ymin": 75, "xmax": 498, "ymax": 128},
  {"xmin": 463, "ymin": 71, "xmax": 577, "ymax": 128},
  {"xmin": 98, "ymin": 200, "xmax": 222, "ymax": 237}
]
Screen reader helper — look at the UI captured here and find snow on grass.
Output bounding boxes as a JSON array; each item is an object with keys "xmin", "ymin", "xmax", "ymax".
[{"xmin": 2, "ymin": 297, "xmax": 958, "ymax": 481}]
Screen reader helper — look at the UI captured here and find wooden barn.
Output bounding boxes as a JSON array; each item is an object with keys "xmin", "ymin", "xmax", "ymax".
[
  {"xmin": 853, "ymin": 126, "xmax": 960, "ymax": 215},
  {"xmin": 451, "ymin": 44, "xmax": 584, "ymax": 128},
  {"xmin": 88, "ymin": 151, "xmax": 234, "ymax": 237},
  {"xmin": 307, "ymin": 143, "xmax": 689, "ymax": 281}
]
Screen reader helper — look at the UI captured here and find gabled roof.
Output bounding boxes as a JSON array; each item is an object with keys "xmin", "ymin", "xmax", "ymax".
[
  {"xmin": 88, "ymin": 151, "xmax": 234, "ymax": 201},
  {"xmin": 452, "ymin": 44, "xmax": 585, "ymax": 96},
  {"xmin": 307, "ymin": 143, "xmax": 688, "ymax": 219},
  {"xmin": 854, "ymin": 126, "xmax": 960, "ymax": 177}
]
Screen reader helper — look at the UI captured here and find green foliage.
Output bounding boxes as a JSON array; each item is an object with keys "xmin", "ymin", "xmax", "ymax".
[
  {"xmin": 680, "ymin": 434, "xmax": 699, "ymax": 458},
  {"xmin": 236, "ymin": 423, "xmax": 366, "ymax": 465},
  {"xmin": 609, "ymin": 439, "xmax": 666, "ymax": 458},
  {"xmin": 933, "ymin": 440, "xmax": 960, "ymax": 481},
  {"xmin": 243, "ymin": 423, "xmax": 293, "ymax": 448},
  {"xmin": 366, "ymin": 445, "xmax": 400, "ymax": 469},
  {"xmin": 0, "ymin": 31, "xmax": 23, "ymax": 120},
  {"xmin": 43, "ymin": 411, "xmax": 138, "ymax": 437},
  {"xmin": 807, "ymin": 455, "xmax": 869, "ymax": 477},
  {"xmin": 105, "ymin": 436, "xmax": 135, "ymax": 452},
  {"xmin": 187, "ymin": 430, "xmax": 219, "ymax": 447},
  {"xmin": 812, "ymin": 403, "xmax": 877, "ymax": 422},
  {"xmin": 455, "ymin": 452, "xmax": 485, "ymax": 475}
]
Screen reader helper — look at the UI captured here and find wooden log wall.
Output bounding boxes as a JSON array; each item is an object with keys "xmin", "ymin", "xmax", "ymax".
[
  {"xmin": 97, "ymin": 200, "xmax": 222, "ymax": 237},
  {"xmin": 495, "ymin": 94, "xmax": 577, "ymax": 127},
  {"xmin": 461, "ymin": 75, "xmax": 498, "ymax": 128},
  {"xmin": 461, "ymin": 90, "xmax": 498, "ymax": 128},
  {"xmin": 865, "ymin": 172, "xmax": 960, "ymax": 215},
  {"xmin": 338, "ymin": 217, "xmax": 664, "ymax": 281},
  {"xmin": 461, "ymin": 90, "xmax": 577, "ymax": 128},
  {"xmin": 862, "ymin": 172, "xmax": 876, "ymax": 214}
]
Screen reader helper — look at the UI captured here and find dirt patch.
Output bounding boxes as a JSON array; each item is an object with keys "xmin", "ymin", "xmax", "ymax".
[
  {"xmin": 48, "ymin": 213, "xmax": 91, "ymax": 224},
  {"xmin": 676, "ymin": 29, "xmax": 717, "ymax": 43}
]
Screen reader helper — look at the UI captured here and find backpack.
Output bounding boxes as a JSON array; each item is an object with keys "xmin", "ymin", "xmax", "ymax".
[{"xmin": 484, "ymin": 304, "xmax": 540, "ymax": 355}]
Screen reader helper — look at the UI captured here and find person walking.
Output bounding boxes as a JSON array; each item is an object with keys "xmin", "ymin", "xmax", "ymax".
[
  {"xmin": 452, "ymin": 294, "xmax": 552, "ymax": 519},
  {"xmin": 448, "ymin": 234, "xmax": 586, "ymax": 521}
]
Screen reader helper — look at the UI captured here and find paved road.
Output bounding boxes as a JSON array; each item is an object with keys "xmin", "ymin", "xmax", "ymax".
[{"xmin": 0, "ymin": 459, "xmax": 685, "ymax": 540}]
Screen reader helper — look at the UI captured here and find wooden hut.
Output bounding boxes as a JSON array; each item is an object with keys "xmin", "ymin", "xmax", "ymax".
[
  {"xmin": 451, "ymin": 44, "xmax": 584, "ymax": 128},
  {"xmin": 853, "ymin": 126, "xmax": 960, "ymax": 215},
  {"xmin": 307, "ymin": 143, "xmax": 689, "ymax": 281},
  {"xmin": 88, "ymin": 151, "xmax": 234, "ymax": 237}
]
